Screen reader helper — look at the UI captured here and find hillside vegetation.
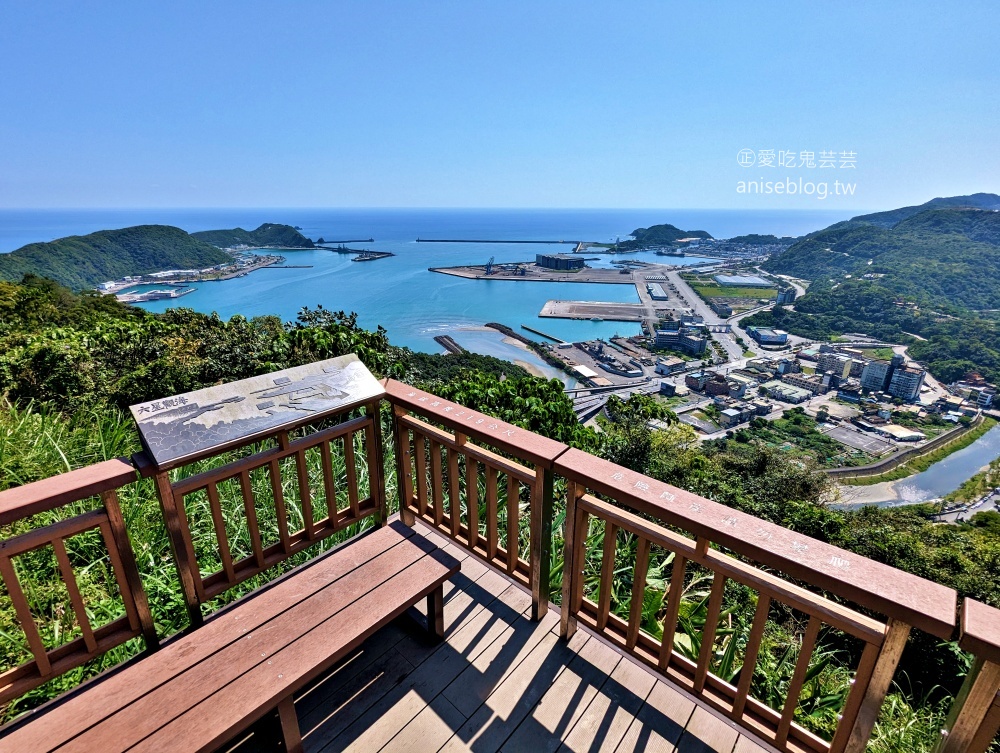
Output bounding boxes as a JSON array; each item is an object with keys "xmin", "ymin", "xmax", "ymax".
[
  {"xmin": 749, "ymin": 196, "xmax": 1000, "ymax": 383},
  {"xmin": 620, "ymin": 222, "xmax": 712, "ymax": 249},
  {"xmin": 0, "ymin": 225, "xmax": 231, "ymax": 291},
  {"xmin": 762, "ymin": 207, "xmax": 1000, "ymax": 310},
  {"xmin": 849, "ymin": 192, "xmax": 1000, "ymax": 228},
  {"xmin": 191, "ymin": 222, "xmax": 314, "ymax": 249}
]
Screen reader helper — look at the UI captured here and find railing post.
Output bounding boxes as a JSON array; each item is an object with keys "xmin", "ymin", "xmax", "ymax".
[
  {"xmin": 529, "ymin": 465, "xmax": 554, "ymax": 621},
  {"xmin": 152, "ymin": 469, "xmax": 204, "ymax": 627},
  {"xmin": 100, "ymin": 489, "xmax": 159, "ymax": 650},
  {"xmin": 559, "ymin": 481, "xmax": 581, "ymax": 640},
  {"xmin": 366, "ymin": 401, "xmax": 388, "ymax": 527},
  {"xmin": 841, "ymin": 619, "xmax": 911, "ymax": 753},
  {"xmin": 936, "ymin": 657, "xmax": 1000, "ymax": 753},
  {"xmin": 391, "ymin": 403, "xmax": 415, "ymax": 527}
]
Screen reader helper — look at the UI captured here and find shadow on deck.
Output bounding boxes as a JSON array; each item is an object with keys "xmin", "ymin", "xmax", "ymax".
[{"xmin": 259, "ymin": 522, "xmax": 769, "ymax": 753}]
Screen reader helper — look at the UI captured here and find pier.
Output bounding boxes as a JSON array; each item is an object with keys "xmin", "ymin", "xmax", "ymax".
[{"xmin": 539, "ymin": 299, "xmax": 645, "ymax": 322}]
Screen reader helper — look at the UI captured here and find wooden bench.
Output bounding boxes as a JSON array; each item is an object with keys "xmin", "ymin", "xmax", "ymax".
[
  {"xmin": 1, "ymin": 362, "xmax": 460, "ymax": 752},
  {"xmin": 3, "ymin": 520, "xmax": 459, "ymax": 752}
]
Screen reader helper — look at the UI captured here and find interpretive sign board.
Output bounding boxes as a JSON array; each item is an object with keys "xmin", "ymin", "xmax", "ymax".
[{"xmin": 130, "ymin": 354, "xmax": 385, "ymax": 468}]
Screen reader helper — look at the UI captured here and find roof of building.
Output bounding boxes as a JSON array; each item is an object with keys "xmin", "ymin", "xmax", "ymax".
[
  {"xmin": 761, "ymin": 380, "xmax": 812, "ymax": 400},
  {"xmin": 880, "ymin": 424, "xmax": 926, "ymax": 441},
  {"xmin": 713, "ymin": 274, "xmax": 776, "ymax": 287}
]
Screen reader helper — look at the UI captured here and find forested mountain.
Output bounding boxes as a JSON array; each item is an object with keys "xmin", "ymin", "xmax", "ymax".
[
  {"xmin": 727, "ymin": 233, "xmax": 796, "ymax": 245},
  {"xmin": 849, "ymin": 192, "xmax": 1000, "ymax": 228},
  {"xmin": 749, "ymin": 195, "xmax": 1000, "ymax": 383},
  {"xmin": 763, "ymin": 207, "xmax": 1000, "ymax": 310},
  {"xmin": 191, "ymin": 223, "xmax": 314, "ymax": 249},
  {"xmin": 0, "ymin": 225, "xmax": 231, "ymax": 291}
]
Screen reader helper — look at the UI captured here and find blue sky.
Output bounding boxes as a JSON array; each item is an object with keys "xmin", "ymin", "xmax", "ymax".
[{"xmin": 0, "ymin": 1, "xmax": 996, "ymax": 210}]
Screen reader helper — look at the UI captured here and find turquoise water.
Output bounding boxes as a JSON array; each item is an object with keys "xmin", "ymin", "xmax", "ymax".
[
  {"xmin": 134, "ymin": 248, "xmax": 650, "ymax": 350},
  {"xmin": 0, "ymin": 207, "xmax": 856, "ymax": 354}
]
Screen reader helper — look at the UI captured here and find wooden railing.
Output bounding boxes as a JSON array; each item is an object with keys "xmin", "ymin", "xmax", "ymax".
[
  {"xmin": 554, "ymin": 447, "xmax": 957, "ymax": 753},
  {"xmin": 937, "ymin": 599, "xmax": 1000, "ymax": 753},
  {"xmin": 384, "ymin": 380, "xmax": 566, "ymax": 620},
  {"xmin": 1, "ymin": 377, "xmax": 999, "ymax": 752},
  {"xmin": 0, "ymin": 459, "xmax": 157, "ymax": 705},
  {"xmin": 139, "ymin": 400, "xmax": 386, "ymax": 625}
]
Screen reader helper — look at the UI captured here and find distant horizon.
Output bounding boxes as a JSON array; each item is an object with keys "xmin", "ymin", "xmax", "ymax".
[{"xmin": 0, "ymin": 205, "xmax": 876, "ymax": 212}]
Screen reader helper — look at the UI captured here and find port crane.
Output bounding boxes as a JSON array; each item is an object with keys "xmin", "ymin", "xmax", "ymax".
[{"xmin": 484, "ymin": 256, "xmax": 495, "ymax": 275}]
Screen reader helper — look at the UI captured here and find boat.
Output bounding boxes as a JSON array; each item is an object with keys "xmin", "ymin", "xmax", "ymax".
[{"xmin": 591, "ymin": 317, "xmax": 603, "ymax": 322}]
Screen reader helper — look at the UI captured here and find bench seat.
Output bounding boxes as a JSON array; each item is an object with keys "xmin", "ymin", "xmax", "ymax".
[{"xmin": 3, "ymin": 521, "xmax": 459, "ymax": 753}]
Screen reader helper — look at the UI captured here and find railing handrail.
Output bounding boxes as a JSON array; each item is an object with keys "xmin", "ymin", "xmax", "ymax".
[
  {"xmin": 383, "ymin": 379, "xmax": 568, "ymax": 468},
  {"xmin": 554, "ymin": 446, "xmax": 958, "ymax": 639},
  {"xmin": 961, "ymin": 598, "xmax": 1000, "ymax": 665},
  {"xmin": 0, "ymin": 457, "xmax": 137, "ymax": 525}
]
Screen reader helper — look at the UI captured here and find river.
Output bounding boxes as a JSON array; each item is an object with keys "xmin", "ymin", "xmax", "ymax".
[{"xmin": 837, "ymin": 424, "xmax": 1000, "ymax": 508}]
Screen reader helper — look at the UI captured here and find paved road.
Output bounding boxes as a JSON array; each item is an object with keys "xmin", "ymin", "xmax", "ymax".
[{"xmin": 665, "ymin": 269, "xmax": 746, "ymax": 362}]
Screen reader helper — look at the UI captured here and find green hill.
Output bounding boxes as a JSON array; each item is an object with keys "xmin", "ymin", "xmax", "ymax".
[
  {"xmin": 727, "ymin": 233, "xmax": 797, "ymax": 245},
  {"xmin": 191, "ymin": 223, "xmax": 314, "ymax": 249},
  {"xmin": 626, "ymin": 223, "xmax": 712, "ymax": 246},
  {"xmin": 0, "ymin": 225, "xmax": 231, "ymax": 291},
  {"xmin": 762, "ymin": 207, "xmax": 1000, "ymax": 310},
  {"xmin": 750, "ymin": 195, "xmax": 1000, "ymax": 383},
  {"xmin": 849, "ymin": 192, "xmax": 1000, "ymax": 228}
]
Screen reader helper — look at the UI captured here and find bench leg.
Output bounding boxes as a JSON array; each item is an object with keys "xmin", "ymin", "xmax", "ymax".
[
  {"xmin": 245, "ymin": 696, "xmax": 302, "ymax": 753},
  {"xmin": 277, "ymin": 696, "xmax": 303, "ymax": 753},
  {"xmin": 427, "ymin": 584, "xmax": 444, "ymax": 641}
]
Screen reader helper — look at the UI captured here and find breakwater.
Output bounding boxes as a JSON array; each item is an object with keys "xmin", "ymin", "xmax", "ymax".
[
  {"xmin": 519, "ymin": 325, "xmax": 566, "ymax": 343},
  {"xmin": 483, "ymin": 323, "xmax": 577, "ymax": 379},
  {"xmin": 434, "ymin": 335, "xmax": 466, "ymax": 354},
  {"xmin": 417, "ymin": 239, "xmax": 583, "ymax": 245}
]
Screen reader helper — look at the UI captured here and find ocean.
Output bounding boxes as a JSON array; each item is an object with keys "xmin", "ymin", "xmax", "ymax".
[{"xmin": 0, "ymin": 208, "xmax": 855, "ymax": 374}]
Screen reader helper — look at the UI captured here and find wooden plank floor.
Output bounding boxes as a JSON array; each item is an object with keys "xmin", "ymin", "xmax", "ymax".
[{"xmin": 255, "ymin": 523, "xmax": 776, "ymax": 753}]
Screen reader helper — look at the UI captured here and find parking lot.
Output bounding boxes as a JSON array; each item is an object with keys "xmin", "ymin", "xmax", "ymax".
[{"xmin": 822, "ymin": 426, "xmax": 894, "ymax": 455}]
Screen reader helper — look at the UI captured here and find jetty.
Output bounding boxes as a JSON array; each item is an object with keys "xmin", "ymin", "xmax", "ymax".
[
  {"xmin": 417, "ymin": 238, "xmax": 584, "ymax": 246},
  {"xmin": 352, "ymin": 251, "xmax": 394, "ymax": 262},
  {"xmin": 433, "ymin": 335, "xmax": 466, "ymax": 354},
  {"xmin": 519, "ymin": 324, "xmax": 566, "ymax": 343}
]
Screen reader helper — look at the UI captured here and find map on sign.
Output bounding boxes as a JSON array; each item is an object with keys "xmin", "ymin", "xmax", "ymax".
[{"xmin": 129, "ymin": 354, "xmax": 384, "ymax": 468}]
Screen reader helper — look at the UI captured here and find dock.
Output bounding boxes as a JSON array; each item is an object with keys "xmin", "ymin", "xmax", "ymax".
[
  {"xmin": 117, "ymin": 287, "xmax": 196, "ymax": 304},
  {"xmin": 539, "ymin": 300, "xmax": 645, "ymax": 322},
  {"xmin": 430, "ymin": 264, "xmax": 636, "ymax": 283}
]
